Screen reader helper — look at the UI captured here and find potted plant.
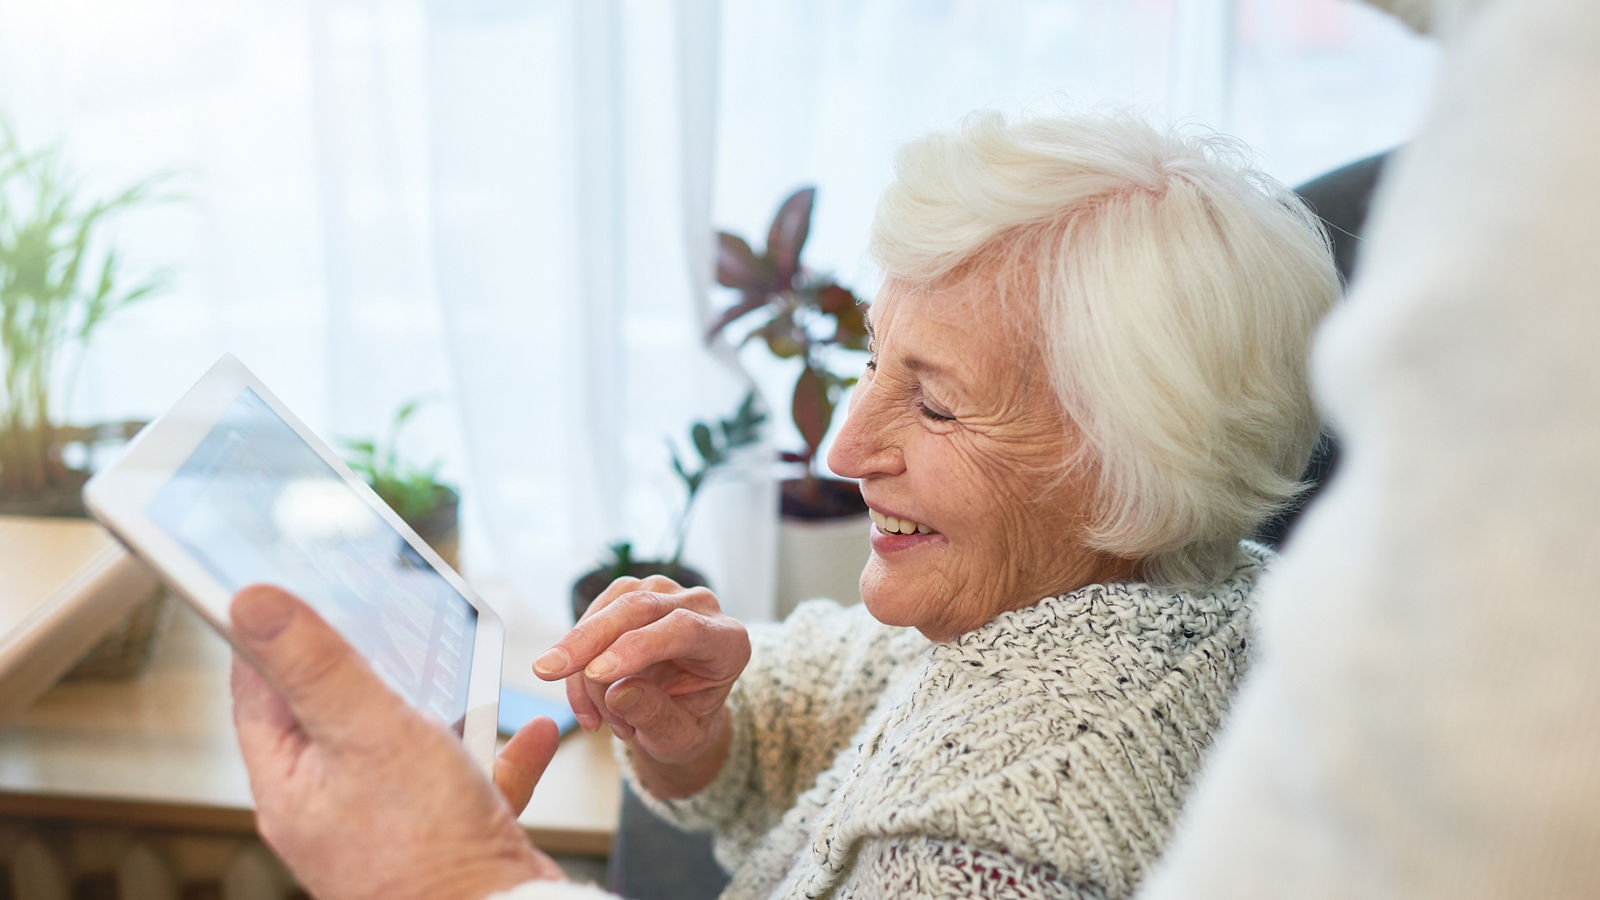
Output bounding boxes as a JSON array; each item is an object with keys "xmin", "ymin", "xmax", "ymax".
[
  {"xmin": 0, "ymin": 117, "xmax": 172, "ymax": 517},
  {"xmin": 0, "ymin": 117, "xmax": 176, "ymax": 678},
  {"xmin": 708, "ymin": 187, "xmax": 872, "ymax": 615},
  {"xmin": 342, "ymin": 396, "xmax": 463, "ymax": 571},
  {"xmin": 570, "ymin": 391, "xmax": 765, "ymax": 622}
]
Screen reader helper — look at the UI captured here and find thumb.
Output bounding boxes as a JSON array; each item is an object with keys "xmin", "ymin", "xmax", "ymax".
[
  {"xmin": 494, "ymin": 716, "xmax": 561, "ymax": 817},
  {"xmin": 230, "ymin": 584, "xmax": 408, "ymax": 746}
]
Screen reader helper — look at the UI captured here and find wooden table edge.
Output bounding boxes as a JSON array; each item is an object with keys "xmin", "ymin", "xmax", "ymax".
[{"xmin": 0, "ymin": 790, "xmax": 613, "ymax": 858}]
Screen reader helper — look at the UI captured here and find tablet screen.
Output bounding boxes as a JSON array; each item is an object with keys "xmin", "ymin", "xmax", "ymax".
[{"xmin": 146, "ymin": 387, "xmax": 476, "ymax": 727}]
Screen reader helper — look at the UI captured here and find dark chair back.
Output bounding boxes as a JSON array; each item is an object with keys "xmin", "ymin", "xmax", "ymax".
[{"xmin": 1254, "ymin": 150, "xmax": 1392, "ymax": 547}]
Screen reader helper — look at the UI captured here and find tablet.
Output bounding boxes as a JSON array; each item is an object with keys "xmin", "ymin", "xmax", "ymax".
[{"xmin": 83, "ymin": 354, "xmax": 503, "ymax": 771}]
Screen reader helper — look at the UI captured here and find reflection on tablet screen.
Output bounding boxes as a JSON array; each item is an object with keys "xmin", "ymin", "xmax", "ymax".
[{"xmin": 146, "ymin": 387, "xmax": 476, "ymax": 728}]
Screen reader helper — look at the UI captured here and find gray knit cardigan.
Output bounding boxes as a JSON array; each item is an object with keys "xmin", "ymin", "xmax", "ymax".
[{"xmin": 606, "ymin": 542, "xmax": 1269, "ymax": 899}]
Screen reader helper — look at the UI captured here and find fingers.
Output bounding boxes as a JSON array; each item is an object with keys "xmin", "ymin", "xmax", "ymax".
[
  {"xmin": 229, "ymin": 584, "xmax": 411, "ymax": 747},
  {"xmin": 493, "ymin": 716, "xmax": 561, "ymax": 817},
  {"xmin": 583, "ymin": 608, "xmax": 750, "ymax": 683},
  {"xmin": 538, "ymin": 577, "xmax": 744, "ymax": 735},
  {"xmin": 565, "ymin": 669, "xmax": 603, "ymax": 731},
  {"xmin": 604, "ymin": 678, "xmax": 704, "ymax": 762},
  {"xmin": 534, "ymin": 578, "xmax": 718, "ymax": 680},
  {"xmin": 573, "ymin": 615, "xmax": 748, "ymax": 737}
]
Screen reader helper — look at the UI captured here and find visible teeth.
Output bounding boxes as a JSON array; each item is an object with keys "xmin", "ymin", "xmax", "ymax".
[{"xmin": 870, "ymin": 509, "xmax": 935, "ymax": 535}]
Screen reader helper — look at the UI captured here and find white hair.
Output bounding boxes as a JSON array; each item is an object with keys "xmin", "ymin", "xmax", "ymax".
[{"xmin": 870, "ymin": 111, "xmax": 1339, "ymax": 588}]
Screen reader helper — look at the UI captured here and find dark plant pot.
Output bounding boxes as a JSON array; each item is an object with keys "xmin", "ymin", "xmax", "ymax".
[
  {"xmin": 571, "ymin": 562, "xmax": 709, "ymax": 624},
  {"xmin": 779, "ymin": 476, "xmax": 868, "ymax": 521},
  {"xmin": 404, "ymin": 487, "xmax": 461, "ymax": 572}
]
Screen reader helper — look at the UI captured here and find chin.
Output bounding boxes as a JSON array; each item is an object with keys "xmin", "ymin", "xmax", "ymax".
[
  {"xmin": 856, "ymin": 559, "xmax": 902, "ymax": 625},
  {"xmin": 856, "ymin": 558, "xmax": 936, "ymax": 631}
]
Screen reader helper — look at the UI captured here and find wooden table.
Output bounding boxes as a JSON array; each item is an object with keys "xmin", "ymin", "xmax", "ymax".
[
  {"xmin": 0, "ymin": 593, "xmax": 620, "ymax": 858},
  {"xmin": 0, "ymin": 516, "xmax": 161, "ymax": 722}
]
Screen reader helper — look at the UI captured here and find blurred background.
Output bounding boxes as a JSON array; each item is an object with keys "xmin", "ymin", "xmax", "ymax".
[{"xmin": 0, "ymin": 0, "xmax": 1435, "ymax": 628}]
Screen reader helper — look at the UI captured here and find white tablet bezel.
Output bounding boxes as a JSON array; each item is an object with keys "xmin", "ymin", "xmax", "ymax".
[{"xmin": 83, "ymin": 353, "xmax": 503, "ymax": 772}]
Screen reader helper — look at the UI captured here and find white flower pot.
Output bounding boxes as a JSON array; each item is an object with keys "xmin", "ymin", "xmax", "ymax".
[{"xmin": 775, "ymin": 512, "xmax": 871, "ymax": 619}]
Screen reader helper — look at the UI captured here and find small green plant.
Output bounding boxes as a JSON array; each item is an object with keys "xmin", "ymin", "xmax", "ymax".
[
  {"xmin": 602, "ymin": 540, "xmax": 637, "ymax": 581},
  {"xmin": 601, "ymin": 390, "xmax": 768, "ymax": 571},
  {"xmin": 0, "ymin": 116, "xmax": 175, "ymax": 500},
  {"xmin": 708, "ymin": 187, "xmax": 869, "ymax": 509},
  {"xmin": 575, "ymin": 393, "xmax": 764, "ymax": 620},
  {"xmin": 663, "ymin": 389, "xmax": 765, "ymax": 566},
  {"xmin": 341, "ymin": 396, "xmax": 456, "ymax": 523}
]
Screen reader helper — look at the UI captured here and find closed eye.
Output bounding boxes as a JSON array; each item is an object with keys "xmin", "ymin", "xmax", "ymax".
[{"xmin": 917, "ymin": 398, "xmax": 955, "ymax": 422}]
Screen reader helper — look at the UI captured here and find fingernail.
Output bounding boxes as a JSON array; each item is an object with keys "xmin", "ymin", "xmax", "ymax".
[
  {"xmin": 533, "ymin": 648, "xmax": 569, "ymax": 677},
  {"xmin": 611, "ymin": 686, "xmax": 641, "ymax": 712},
  {"xmin": 586, "ymin": 652, "xmax": 619, "ymax": 680},
  {"xmin": 577, "ymin": 712, "xmax": 600, "ymax": 731},
  {"xmin": 234, "ymin": 588, "xmax": 292, "ymax": 641}
]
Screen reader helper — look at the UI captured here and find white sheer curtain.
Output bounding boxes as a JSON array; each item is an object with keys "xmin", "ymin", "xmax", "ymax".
[{"xmin": 0, "ymin": 0, "xmax": 1434, "ymax": 630}]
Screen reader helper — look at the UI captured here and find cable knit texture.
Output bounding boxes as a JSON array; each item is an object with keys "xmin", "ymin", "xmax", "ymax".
[{"xmin": 601, "ymin": 543, "xmax": 1269, "ymax": 899}]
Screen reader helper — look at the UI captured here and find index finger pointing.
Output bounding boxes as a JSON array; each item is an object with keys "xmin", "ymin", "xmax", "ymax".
[{"xmin": 533, "ymin": 586, "xmax": 714, "ymax": 680}]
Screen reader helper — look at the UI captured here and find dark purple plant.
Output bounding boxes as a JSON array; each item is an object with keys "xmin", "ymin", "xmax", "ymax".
[{"xmin": 707, "ymin": 187, "xmax": 869, "ymax": 504}]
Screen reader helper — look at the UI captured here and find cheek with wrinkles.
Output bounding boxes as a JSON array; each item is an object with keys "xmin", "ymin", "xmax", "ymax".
[{"xmin": 936, "ymin": 418, "xmax": 1083, "ymax": 598}]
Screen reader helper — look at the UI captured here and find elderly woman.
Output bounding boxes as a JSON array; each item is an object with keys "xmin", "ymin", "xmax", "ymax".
[{"xmin": 229, "ymin": 109, "xmax": 1336, "ymax": 900}]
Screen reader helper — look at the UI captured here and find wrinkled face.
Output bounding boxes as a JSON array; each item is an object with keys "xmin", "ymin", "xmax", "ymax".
[{"xmin": 826, "ymin": 266, "xmax": 1134, "ymax": 642}]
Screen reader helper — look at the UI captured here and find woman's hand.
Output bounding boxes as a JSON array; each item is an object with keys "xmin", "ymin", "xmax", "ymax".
[
  {"xmin": 229, "ymin": 585, "xmax": 564, "ymax": 900},
  {"xmin": 534, "ymin": 576, "xmax": 750, "ymax": 796}
]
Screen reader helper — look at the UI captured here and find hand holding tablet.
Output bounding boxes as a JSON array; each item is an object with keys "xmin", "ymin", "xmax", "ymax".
[{"xmin": 84, "ymin": 354, "xmax": 506, "ymax": 771}]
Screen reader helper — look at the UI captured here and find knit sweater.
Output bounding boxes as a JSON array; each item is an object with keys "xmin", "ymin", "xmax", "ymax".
[{"xmin": 499, "ymin": 544, "xmax": 1268, "ymax": 900}]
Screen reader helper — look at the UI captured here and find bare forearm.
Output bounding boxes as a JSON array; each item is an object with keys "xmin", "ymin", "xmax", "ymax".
[{"xmin": 625, "ymin": 707, "xmax": 731, "ymax": 800}]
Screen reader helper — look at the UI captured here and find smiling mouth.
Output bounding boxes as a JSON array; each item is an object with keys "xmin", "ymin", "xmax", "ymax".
[{"xmin": 868, "ymin": 508, "xmax": 938, "ymax": 536}]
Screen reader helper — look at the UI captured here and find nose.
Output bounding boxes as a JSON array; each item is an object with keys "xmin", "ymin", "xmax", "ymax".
[{"xmin": 827, "ymin": 378, "xmax": 904, "ymax": 479}]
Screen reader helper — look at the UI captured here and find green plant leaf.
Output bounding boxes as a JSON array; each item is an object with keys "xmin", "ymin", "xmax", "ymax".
[
  {"xmin": 723, "ymin": 389, "xmax": 766, "ymax": 445},
  {"xmin": 690, "ymin": 421, "xmax": 716, "ymax": 462},
  {"xmin": 766, "ymin": 187, "xmax": 814, "ymax": 288},
  {"xmin": 751, "ymin": 308, "xmax": 804, "ymax": 359},
  {"xmin": 606, "ymin": 540, "xmax": 634, "ymax": 577},
  {"xmin": 668, "ymin": 445, "xmax": 691, "ymax": 484},
  {"xmin": 394, "ymin": 397, "xmax": 423, "ymax": 428}
]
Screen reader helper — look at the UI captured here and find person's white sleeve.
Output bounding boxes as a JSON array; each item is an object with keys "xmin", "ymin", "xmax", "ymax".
[
  {"xmin": 618, "ymin": 600, "xmax": 927, "ymax": 862},
  {"xmin": 1139, "ymin": 0, "xmax": 1600, "ymax": 897}
]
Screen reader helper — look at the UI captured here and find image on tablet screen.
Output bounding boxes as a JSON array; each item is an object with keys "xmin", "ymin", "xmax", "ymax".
[{"xmin": 146, "ymin": 388, "xmax": 476, "ymax": 728}]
